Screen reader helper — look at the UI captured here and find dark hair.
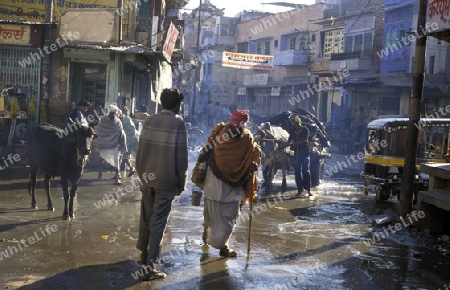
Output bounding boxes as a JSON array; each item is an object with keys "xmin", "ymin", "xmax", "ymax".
[
  {"xmin": 359, "ymin": 106, "xmax": 364, "ymax": 111},
  {"xmin": 77, "ymin": 99, "xmax": 91, "ymax": 107},
  {"xmin": 160, "ymin": 88, "xmax": 184, "ymax": 110}
]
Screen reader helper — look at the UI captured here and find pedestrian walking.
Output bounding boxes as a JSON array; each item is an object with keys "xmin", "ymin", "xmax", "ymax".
[
  {"xmin": 94, "ymin": 104, "xmax": 127, "ymax": 185},
  {"xmin": 287, "ymin": 115, "xmax": 312, "ymax": 197},
  {"xmin": 135, "ymin": 88, "xmax": 188, "ymax": 281},
  {"xmin": 119, "ymin": 106, "xmax": 139, "ymax": 177},
  {"xmin": 196, "ymin": 110, "xmax": 260, "ymax": 257}
]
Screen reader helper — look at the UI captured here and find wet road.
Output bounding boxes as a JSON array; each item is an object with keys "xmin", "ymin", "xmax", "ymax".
[{"xmin": 0, "ymin": 152, "xmax": 449, "ymax": 289}]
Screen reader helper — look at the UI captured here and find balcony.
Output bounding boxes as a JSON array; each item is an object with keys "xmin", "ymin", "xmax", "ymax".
[
  {"xmin": 273, "ymin": 50, "xmax": 308, "ymax": 66},
  {"xmin": 329, "ymin": 51, "xmax": 374, "ymax": 71},
  {"xmin": 330, "ymin": 52, "xmax": 355, "ymax": 60}
]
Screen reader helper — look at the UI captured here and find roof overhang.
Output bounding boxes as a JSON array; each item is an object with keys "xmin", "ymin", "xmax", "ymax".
[{"xmin": 64, "ymin": 42, "xmax": 167, "ymax": 59}]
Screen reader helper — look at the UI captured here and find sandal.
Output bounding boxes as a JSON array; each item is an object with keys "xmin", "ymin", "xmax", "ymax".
[
  {"xmin": 219, "ymin": 247, "xmax": 237, "ymax": 257},
  {"xmin": 143, "ymin": 269, "xmax": 167, "ymax": 281}
]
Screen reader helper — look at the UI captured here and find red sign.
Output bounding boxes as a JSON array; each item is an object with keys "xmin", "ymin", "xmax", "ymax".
[{"xmin": 163, "ymin": 23, "xmax": 179, "ymax": 62}]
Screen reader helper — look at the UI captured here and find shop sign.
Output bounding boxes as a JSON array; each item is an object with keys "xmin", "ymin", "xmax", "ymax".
[
  {"xmin": 222, "ymin": 51, "xmax": 274, "ymax": 70},
  {"xmin": 271, "ymin": 86, "xmax": 281, "ymax": 96},
  {"xmin": 427, "ymin": 0, "xmax": 450, "ymax": 32},
  {"xmin": 60, "ymin": 10, "xmax": 118, "ymax": 44},
  {"xmin": 244, "ymin": 73, "xmax": 269, "ymax": 86},
  {"xmin": 237, "ymin": 87, "xmax": 246, "ymax": 95},
  {"xmin": 162, "ymin": 22, "xmax": 179, "ymax": 62},
  {"xmin": 0, "ymin": 24, "xmax": 30, "ymax": 45}
]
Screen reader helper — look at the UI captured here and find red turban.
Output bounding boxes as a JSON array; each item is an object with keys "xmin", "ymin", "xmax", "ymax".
[{"xmin": 230, "ymin": 110, "xmax": 249, "ymax": 126}]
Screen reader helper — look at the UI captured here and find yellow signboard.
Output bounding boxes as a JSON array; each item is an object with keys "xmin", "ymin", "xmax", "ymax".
[
  {"xmin": 0, "ymin": 0, "xmax": 116, "ymax": 21},
  {"xmin": 0, "ymin": 0, "xmax": 133, "ymax": 38}
]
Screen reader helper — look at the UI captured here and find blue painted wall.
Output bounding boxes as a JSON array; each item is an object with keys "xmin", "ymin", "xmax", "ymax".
[{"xmin": 380, "ymin": 0, "xmax": 416, "ymax": 74}]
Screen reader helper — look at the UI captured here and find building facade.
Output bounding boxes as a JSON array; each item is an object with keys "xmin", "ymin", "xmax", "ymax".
[{"xmin": 0, "ymin": 0, "xmax": 186, "ymax": 158}]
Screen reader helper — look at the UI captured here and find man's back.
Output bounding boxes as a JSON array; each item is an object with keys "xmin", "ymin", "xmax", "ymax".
[
  {"xmin": 136, "ymin": 111, "xmax": 188, "ymax": 192},
  {"xmin": 94, "ymin": 114, "xmax": 124, "ymax": 149}
]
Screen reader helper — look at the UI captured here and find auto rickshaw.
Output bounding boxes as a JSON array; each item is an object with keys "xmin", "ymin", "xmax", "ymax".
[{"xmin": 361, "ymin": 117, "xmax": 450, "ymax": 201}]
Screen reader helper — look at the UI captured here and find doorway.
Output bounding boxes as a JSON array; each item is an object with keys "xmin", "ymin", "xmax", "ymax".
[{"xmin": 70, "ymin": 62, "xmax": 107, "ymax": 110}]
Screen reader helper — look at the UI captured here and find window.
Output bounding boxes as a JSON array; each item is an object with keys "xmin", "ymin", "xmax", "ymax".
[
  {"xmin": 274, "ymin": 39, "xmax": 278, "ymax": 48},
  {"xmin": 366, "ymin": 130, "xmax": 383, "ymax": 155},
  {"xmin": 256, "ymin": 41, "xmax": 270, "ymax": 55},
  {"xmin": 398, "ymin": 27, "xmax": 406, "ymax": 41},
  {"xmin": 363, "ymin": 33, "xmax": 373, "ymax": 51},
  {"xmin": 299, "ymin": 38, "xmax": 307, "ymax": 50},
  {"xmin": 427, "ymin": 127, "xmax": 449, "ymax": 158},
  {"xmin": 324, "ymin": 29, "xmax": 344, "ymax": 57},
  {"xmin": 384, "ymin": 30, "xmax": 391, "ymax": 48},
  {"xmin": 289, "ymin": 37, "xmax": 296, "ymax": 50},
  {"xmin": 391, "ymin": 29, "xmax": 397, "ymax": 43},
  {"xmin": 264, "ymin": 41, "xmax": 270, "ymax": 55},
  {"xmin": 429, "ymin": 55, "xmax": 435, "ymax": 74},
  {"xmin": 311, "ymin": 33, "xmax": 316, "ymax": 42},
  {"xmin": 344, "ymin": 36, "xmax": 353, "ymax": 53},
  {"xmin": 237, "ymin": 42, "xmax": 248, "ymax": 53},
  {"xmin": 354, "ymin": 35, "xmax": 362, "ymax": 52}
]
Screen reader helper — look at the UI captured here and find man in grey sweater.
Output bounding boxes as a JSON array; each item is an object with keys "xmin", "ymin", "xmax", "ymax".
[{"xmin": 135, "ymin": 88, "xmax": 188, "ymax": 281}]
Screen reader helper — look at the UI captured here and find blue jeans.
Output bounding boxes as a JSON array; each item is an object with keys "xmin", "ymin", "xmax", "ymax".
[{"xmin": 294, "ymin": 155, "xmax": 311, "ymax": 194}]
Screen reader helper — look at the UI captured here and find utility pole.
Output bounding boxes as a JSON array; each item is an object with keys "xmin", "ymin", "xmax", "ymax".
[
  {"xmin": 191, "ymin": 0, "xmax": 202, "ymax": 120},
  {"xmin": 305, "ymin": 6, "xmax": 312, "ymax": 113},
  {"xmin": 41, "ymin": 0, "xmax": 53, "ymax": 122},
  {"xmin": 399, "ymin": 0, "xmax": 427, "ymax": 218},
  {"xmin": 306, "ymin": 30, "xmax": 311, "ymax": 112}
]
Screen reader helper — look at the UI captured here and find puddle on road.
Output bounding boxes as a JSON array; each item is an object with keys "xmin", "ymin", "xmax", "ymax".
[{"xmin": 261, "ymin": 178, "xmax": 450, "ymax": 290}]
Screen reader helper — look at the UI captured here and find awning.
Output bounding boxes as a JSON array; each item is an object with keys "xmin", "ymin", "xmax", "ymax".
[
  {"xmin": 249, "ymin": 36, "xmax": 274, "ymax": 41},
  {"xmin": 379, "ymin": 74, "xmax": 412, "ymax": 87},
  {"xmin": 65, "ymin": 42, "xmax": 168, "ymax": 60}
]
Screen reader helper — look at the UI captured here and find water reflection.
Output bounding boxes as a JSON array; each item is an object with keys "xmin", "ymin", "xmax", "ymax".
[{"xmin": 199, "ymin": 255, "xmax": 235, "ymax": 290}]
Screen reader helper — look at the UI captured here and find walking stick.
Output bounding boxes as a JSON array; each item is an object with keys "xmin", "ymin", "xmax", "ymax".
[
  {"xmin": 245, "ymin": 189, "xmax": 254, "ymax": 269},
  {"xmin": 247, "ymin": 191, "xmax": 253, "ymax": 255}
]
